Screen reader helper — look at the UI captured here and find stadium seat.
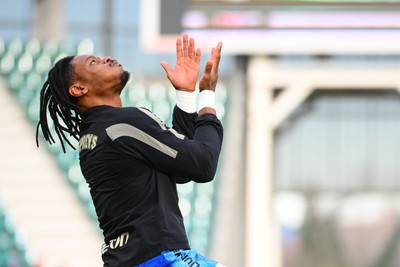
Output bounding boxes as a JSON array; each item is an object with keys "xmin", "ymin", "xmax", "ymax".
[
  {"xmin": 18, "ymin": 52, "xmax": 33, "ymax": 74},
  {"xmin": 35, "ymin": 53, "xmax": 52, "ymax": 74},
  {"xmin": 41, "ymin": 40, "xmax": 59, "ymax": 59},
  {"xmin": 6, "ymin": 72, "xmax": 24, "ymax": 93},
  {"xmin": 0, "ymin": 38, "xmax": 6, "ymax": 58},
  {"xmin": 0, "ymin": 204, "xmax": 30, "ymax": 267},
  {"xmin": 7, "ymin": 39, "xmax": 23, "ymax": 59},
  {"xmin": 25, "ymin": 39, "xmax": 41, "ymax": 61},
  {"xmin": 0, "ymin": 52, "xmax": 16, "ymax": 75}
]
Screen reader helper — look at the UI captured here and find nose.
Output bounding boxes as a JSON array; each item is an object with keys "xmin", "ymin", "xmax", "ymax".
[{"xmin": 102, "ymin": 56, "xmax": 113, "ymax": 63}]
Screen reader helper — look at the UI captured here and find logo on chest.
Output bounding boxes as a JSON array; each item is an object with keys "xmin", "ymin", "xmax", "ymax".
[{"xmin": 79, "ymin": 134, "xmax": 98, "ymax": 151}]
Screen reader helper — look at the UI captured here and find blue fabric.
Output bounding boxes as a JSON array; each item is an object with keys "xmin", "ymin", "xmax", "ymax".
[{"xmin": 135, "ymin": 249, "xmax": 219, "ymax": 267}]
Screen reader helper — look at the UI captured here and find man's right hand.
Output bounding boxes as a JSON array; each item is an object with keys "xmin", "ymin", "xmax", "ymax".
[{"xmin": 160, "ymin": 34, "xmax": 201, "ymax": 92}]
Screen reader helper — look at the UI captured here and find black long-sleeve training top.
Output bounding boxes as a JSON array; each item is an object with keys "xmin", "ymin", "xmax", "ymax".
[{"xmin": 78, "ymin": 105, "xmax": 223, "ymax": 266}]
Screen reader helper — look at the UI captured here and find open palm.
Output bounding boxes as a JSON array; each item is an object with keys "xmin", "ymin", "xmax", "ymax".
[{"xmin": 160, "ymin": 34, "xmax": 201, "ymax": 92}]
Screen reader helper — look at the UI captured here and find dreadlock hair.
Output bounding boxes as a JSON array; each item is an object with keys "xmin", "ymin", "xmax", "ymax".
[{"xmin": 36, "ymin": 56, "xmax": 81, "ymax": 153}]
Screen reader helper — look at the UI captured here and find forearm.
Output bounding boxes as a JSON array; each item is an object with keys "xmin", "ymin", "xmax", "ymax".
[
  {"xmin": 173, "ymin": 89, "xmax": 218, "ymax": 136},
  {"xmin": 179, "ymin": 114, "xmax": 223, "ymax": 182},
  {"xmin": 172, "ymin": 106, "xmax": 197, "ymax": 139},
  {"xmin": 162, "ymin": 114, "xmax": 224, "ymax": 183}
]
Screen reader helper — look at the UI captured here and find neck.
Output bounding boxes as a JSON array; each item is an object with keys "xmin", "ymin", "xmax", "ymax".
[{"xmin": 79, "ymin": 95, "xmax": 122, "ymax": 112}]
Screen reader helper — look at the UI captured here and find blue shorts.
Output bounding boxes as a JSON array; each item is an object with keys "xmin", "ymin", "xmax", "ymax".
[{"xmin": 135, "ymin": 249, "xmax": 226, "ymax": 267}]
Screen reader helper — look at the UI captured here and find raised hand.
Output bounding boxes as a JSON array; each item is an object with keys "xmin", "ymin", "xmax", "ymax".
[
  {"xmin": 160, "ymin": 34, "xmax": 201, "ymax": 92},
  {"xmin": 199, "ymin": 41, "xmax": 223, "ymax": 92}
]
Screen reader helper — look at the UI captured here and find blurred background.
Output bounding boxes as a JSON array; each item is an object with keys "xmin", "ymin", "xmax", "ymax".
[{"xmin": 1, "ymin": 0, "xmax": 400, "ymax": 266}]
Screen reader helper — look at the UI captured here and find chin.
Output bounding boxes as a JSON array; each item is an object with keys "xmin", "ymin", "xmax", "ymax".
[
  {"xmin": 120, "ymin": 70, "xmax": 131, "ymax": 86},
  {"xmin": 117, "ymin": 70, "xmax": 131, "ymax": 95}
]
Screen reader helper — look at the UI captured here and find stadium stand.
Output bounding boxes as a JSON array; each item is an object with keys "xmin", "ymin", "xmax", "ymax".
[
  {"xmin": 0, "ymin": 37, "xmax": 229, "ymax": 265},
  {"xmin": 0, "ymin": 202, "xmax": 30, "ymax": 267}
]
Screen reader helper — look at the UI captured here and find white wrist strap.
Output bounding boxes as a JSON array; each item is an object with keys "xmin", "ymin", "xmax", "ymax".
[
  {"xmin": 198, "ymin": 90, "xmax": 216, "ymax": 111},
  {"xmin": 175, "ymin": 90, "xmax": 197, "ymax": 113}
]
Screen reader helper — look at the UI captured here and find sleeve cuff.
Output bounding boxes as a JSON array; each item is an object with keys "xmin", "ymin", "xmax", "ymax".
[
  {"xmin": 198, "ymin": 90, "xmax": 216, "ymax": 111},
  {"xmin": 176, "ymin": 90, "xmax": 197, "ymax": 113}
]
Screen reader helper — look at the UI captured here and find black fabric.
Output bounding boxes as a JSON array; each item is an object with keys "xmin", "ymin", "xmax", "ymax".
[{"xmin": 78, "ymin": 105, "xmax": 223, "ymax": 267}]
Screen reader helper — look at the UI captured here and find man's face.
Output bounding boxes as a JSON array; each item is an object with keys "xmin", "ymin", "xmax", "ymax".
[{"xmin": 71, "ymin": 55, "xmax": 130, "ymax": 96}]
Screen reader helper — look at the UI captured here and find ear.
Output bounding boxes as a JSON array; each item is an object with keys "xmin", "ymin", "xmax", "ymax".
[{"xmin": 69, "ymin": 84, "xmax": 88, "ymax": 97}]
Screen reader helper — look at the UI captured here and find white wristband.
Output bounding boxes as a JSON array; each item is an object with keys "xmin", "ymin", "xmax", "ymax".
[
  {"xmin": 198, "ymin": 90, "xmax": 216, "ymax": 111},
  {"xmin": 175, "ymin": 90, "xmax": 197, "ymax": 113}
]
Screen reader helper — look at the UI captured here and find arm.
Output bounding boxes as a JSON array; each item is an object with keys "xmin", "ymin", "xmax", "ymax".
[
  {"xmin": 107, "ymin": 107, "xmax": 223, "ymax": 183},
  {"xmin": 198, "ymin": 40, "xmax": 223, "ymax": 116},
  {"xmin": 152, "ymin": 34, "xmax": 223, "ymax": 182},
  {"xmin": 163, "ymin": 34, "xmax": 223, "ymax": 135},
  {"xmin": 160, "ymin": 34, "xmax": 200, "ymax": 140}
]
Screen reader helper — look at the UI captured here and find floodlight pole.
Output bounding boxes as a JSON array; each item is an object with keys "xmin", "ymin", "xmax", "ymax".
[
  {"xmin": 102, "ymin": 0, "xmax": 113, "ymax": 56},
  {"xmin": 245, "ymin": 56, "xmax": 315, "ymax": 267},
  {"xmin": 246, "ymin": 56, "xmax": 282, "ymax": 267},
  {"xmin": 34, "ymin": 0, "xmax": 65, "ymax": 42}
]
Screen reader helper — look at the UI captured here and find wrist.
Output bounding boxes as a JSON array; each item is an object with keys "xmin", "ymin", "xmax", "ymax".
[
  {"xmin": 199, "ymin": 88, "xmax": 215, "ymax": 92},
  {"xmin": 199, "ymin": 107, "xmax": 216, "ymax": 116},
  {"xmin": 176, "ymin": 90, "xmax": 196, "ymax": 113},
  {"xmin": 198, "ymin": 89, "xmax": 216, "ymax": 112}
]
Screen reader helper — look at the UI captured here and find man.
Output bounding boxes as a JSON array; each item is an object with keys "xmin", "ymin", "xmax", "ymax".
[{"xmin": 36, "ymin": 34, "xmax": 225, "ymax": 267}]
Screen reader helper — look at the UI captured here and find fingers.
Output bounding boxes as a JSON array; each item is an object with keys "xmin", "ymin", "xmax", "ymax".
[
  {"xmin": 194, "ymin": 48, "xmax": 201, "ymax": 64},
  {"xmin": 183, "ymin": 34, "xmax": 189, "ymax": 58},
  {"xmin": 198, "ymin": 59, "xmax": 213, "ymax": 91},
  {"xmin": 189, "ymin": 37, "xmax": 195, "ymax": 59},
  {"xmin": 176, "ymin": 37, "xmax": 182, "ymax": 59},
  {"xmin": 185, "ymin": 35, "xmax": 197, "ymax": 60},
  {"xmin": 178, "ymin": 34, "xmax": 199, "ymax": 60},
  {"xmin": 198, "ymin": 42, "xmax": 222, "ymax": 91},
  {"xmin": 204, "ymin": 59, "xmax": 213, "ymax": 76},
  {"xmin": 212, "ymin": 42, "xmax": 223, "ymax": 72},
  {"xmin": 160, "ymin": 61, "xmax": 172, "ymax": 75}
]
